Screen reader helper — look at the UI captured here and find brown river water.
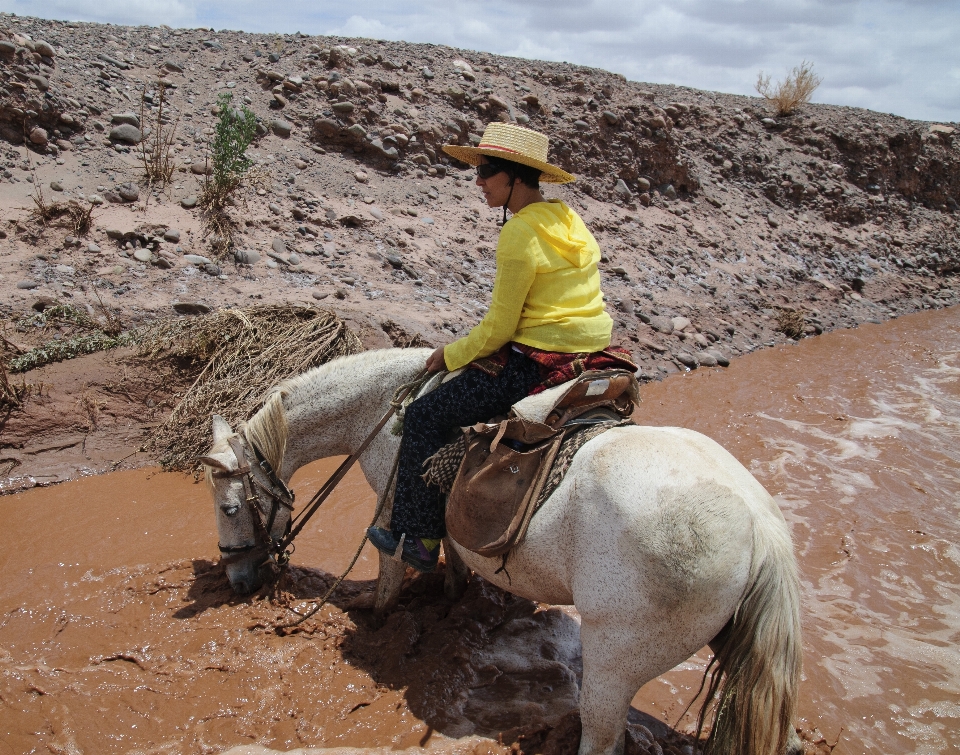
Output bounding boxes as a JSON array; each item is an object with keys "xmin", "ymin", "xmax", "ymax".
[{"xmin": 2, "ymin": 305, "xmax": 959, "ymax": 755}]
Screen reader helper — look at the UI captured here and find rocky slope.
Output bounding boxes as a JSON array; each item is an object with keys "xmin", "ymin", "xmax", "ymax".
[{"xmin": 1, "ymin": 13, "xmax": 959, "ymax": 483}]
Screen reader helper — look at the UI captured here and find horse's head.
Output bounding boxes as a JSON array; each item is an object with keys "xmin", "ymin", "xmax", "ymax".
[{"xmin": 199, "ymin": 414, "xmax": 294, "ymax": 595}]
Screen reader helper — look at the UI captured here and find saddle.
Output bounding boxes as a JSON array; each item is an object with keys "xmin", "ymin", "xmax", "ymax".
[{"xmin": 423, "ymin": 370, "xmax": 639, "ymax": 558}]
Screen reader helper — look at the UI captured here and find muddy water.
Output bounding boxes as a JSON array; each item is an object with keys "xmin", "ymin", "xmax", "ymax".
[{"xmin": 2, "ymin": 305, "xmax": 959, "ymax": 755}]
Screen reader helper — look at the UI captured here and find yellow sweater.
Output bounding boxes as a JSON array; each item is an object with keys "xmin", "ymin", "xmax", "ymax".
[{"xmin": 444, "ymin": 199, "xmax": 613, "ymax": 371}]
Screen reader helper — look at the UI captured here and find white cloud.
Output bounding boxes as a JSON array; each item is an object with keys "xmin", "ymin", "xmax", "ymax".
[{"xmin": 4, "ymin": 0, "xmax": 958, "ymax": 121}]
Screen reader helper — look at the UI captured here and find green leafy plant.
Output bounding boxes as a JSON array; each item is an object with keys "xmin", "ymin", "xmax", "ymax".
[
  {"xmin": 756, "ymin": 61, "xmax": 822, "ymax": 117},
  {"xmin": 200, "ymin": 93, "xmax": 259, "ymax": 255}
]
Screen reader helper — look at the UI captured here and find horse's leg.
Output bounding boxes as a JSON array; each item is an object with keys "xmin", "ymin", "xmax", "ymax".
[
  {"xmin": 442, "ymin": 538, "xmax": 468, "ymax": 600},
  {"xmin": 373, "ymin": 552, "xmax": 405, "ymax": 616},
  {"xmin": 578, "ymin": 620, "xmax": 658, "ymax": 755}
]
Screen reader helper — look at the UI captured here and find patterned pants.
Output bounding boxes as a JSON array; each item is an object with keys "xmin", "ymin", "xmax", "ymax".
[{"xmin": 391, "ymin": 349, "xmax": 541, "ymax": 538}]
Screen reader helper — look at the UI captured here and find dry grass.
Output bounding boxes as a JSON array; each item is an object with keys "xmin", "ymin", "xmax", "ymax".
[
  {"xmin": 138, "ymin": 304, "xmax": 362, "ymax": 470},
  {"xmin": 756, "ymin": 61, "xmax": 822, "ymax": 117},
  {"xmin": 139, "ymin": 83, "xmax": 180, "ymax": 190},
  {"xmin": 28, "ymin": 181, "xmax": 96, "ymax": 236},
  {"xmin": 775, "ymin": 308, "xmax": 806, "ymax": 339},
  {"xmin": 1, "ymin": 335, "xmax": 30, "ymax": 413}
]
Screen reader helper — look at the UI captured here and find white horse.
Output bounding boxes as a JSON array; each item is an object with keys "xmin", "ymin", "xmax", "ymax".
[{"xmin": 201, "ymin": 348, "xmax": 802, "ymax": 755}]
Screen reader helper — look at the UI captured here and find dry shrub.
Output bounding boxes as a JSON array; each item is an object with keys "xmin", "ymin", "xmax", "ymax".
[
  {"xmin": 775, "ymin": 308, "xmax": 806, "ymax": 339},
  {"xmin": 756, "ymin": 61, "xmax": 822, "ymax": 117},
  {"xmin": 139, "ymin": 82, "xmax": 179, "ymax": 189},
  {"xmin": 138, "ymin": 304, "xmax": 362, "ymax": 470}
]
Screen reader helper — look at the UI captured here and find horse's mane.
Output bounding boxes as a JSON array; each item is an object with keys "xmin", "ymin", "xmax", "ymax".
[{"xmin": 242, "ymin": 348, "xmax": 429, "ymax": 475}]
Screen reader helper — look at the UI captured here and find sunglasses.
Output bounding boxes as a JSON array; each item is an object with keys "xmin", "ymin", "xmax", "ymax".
[{"xmin": 476, "ymin": 163, "xmax": 504, "ymax": 179}]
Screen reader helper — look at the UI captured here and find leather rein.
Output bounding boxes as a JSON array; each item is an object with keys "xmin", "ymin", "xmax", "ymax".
[{"xmin": 214, "ymin": 369, "xmax": 430, "ymax": 571}]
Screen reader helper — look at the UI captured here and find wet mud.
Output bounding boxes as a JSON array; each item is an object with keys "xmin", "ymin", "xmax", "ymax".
[{"xmin": 3, "ymin": 305, "xmax": 960, "ymax": 754}]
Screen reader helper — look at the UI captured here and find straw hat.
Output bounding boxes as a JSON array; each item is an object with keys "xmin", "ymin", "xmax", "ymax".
[{"xmin": 442, "ymin": 122, "xmax": 575, "ymax": 184}]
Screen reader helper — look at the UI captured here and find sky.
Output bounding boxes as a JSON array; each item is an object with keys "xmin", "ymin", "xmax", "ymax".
[{"xmin": 3, "ymin": 0, "xmax": 957, "ymax": 122}]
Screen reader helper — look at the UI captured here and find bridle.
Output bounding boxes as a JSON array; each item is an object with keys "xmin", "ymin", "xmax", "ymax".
[
  {"xmin": 212, "ymin": 368, "xmax": 431, "ymax": 578},
  {"xmin": 214, "ymin": 435, "xmax": 296, "ymax": 567}
]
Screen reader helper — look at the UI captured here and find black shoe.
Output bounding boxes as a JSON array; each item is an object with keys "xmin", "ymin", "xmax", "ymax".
[{"xmin": 366, "ymin": 526, "xmax": 440, "ymax": 573}]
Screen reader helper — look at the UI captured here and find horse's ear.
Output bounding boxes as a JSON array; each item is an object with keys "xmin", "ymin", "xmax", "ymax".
[
  {"xmin": 212, "ymin": 414, "xmax": 233, "ymax": 442},
  {"xmin": 198, "ymin": 454, "xmax": 230, "ymax": 472}
]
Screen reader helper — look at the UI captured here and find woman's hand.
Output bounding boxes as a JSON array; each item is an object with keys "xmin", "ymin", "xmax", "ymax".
[{"xmin": 426, "ymin": 346, "xmax": 447, "ymax": 373}]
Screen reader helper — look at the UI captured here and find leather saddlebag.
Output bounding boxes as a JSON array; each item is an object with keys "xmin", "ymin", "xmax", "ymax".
[{"xmin": 444, "ymin": 421, "xmax": 564, "ymax": 558}]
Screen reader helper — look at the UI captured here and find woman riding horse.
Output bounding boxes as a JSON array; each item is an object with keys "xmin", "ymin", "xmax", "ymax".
[{"xmin": 367, "ymin": 123, "xmax": 635, "ymax": 572}]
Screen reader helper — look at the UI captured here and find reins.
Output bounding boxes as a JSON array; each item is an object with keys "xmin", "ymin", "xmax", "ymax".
[{"xmin": 215, "ymin": 368, "xmax": 430, "ymax": 631}]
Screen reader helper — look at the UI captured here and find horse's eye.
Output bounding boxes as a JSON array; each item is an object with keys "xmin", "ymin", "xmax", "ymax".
[{"xmin": 221, "ymin": 504, "xmax": 240, "ymax": 517}]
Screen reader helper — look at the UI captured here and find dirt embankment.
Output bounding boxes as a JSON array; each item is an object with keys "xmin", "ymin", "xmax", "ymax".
[{"xmin": 0, "ymin": 13, "xmax": 958, "ymax": 488}]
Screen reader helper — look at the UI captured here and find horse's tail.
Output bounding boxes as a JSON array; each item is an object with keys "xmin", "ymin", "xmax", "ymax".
[{"xmin": 699, "ymin": 511, "xmax": 802, "ymax": 755}]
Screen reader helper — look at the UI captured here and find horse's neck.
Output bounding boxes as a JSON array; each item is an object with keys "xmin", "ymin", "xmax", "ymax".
[{"xmin": 278, "ymin": 350, "xmax": 427, "ymax": 495}]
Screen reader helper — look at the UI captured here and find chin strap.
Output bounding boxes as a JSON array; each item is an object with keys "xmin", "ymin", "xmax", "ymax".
[{"xmin": 501, "ymin": 181, "xmax": 515, "ymax": 226}]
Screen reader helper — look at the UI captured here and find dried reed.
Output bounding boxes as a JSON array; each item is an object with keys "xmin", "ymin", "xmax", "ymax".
[
  {"xmin": 139, "ymin": 82, "xmax": 180, "ymax": 189},
  {"xmin": 138, "ymin": 304, "xmax": 362, "ymax": 470},
  {"xmin": 775, "ymin": 308, "xmax": 806, "ymax": 339}
]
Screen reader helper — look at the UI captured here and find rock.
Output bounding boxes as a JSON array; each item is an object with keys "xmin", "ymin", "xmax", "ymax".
[
  {"xmin": 268, "ymin": 202, "xmax": 282, "ymax": 215},
  {"xmin": 32, "ymin": 295, "xmax": 58, "ymax": 311},
  {"xmin": 675, "ymin": 351, "xmax": 699, "ymax": 368},
  {"xmin": 50, "ymin": 180, "xmax": 64, "ymax": 192},
  {"xmin": 0, "ymin": 41, "xmax": 15, "ymax": 54},
  {"xmin": 671, "ymin": 316, "xmax": 692, "ymax": 332},
  {"xmin": 704, "ymin": 349, "xmax": 730, "ymax": 367},
  {"xmin": 173, "ymin": 302, "xmax": 211, "ymax": 315},
  {"xmin": 29, "ymin": 127, "xmax": 49, "ymax": 146},
  {"xmin": 234, "ymin": 249, "xmax": 261, "ymax": 264},
  {"xmin": 638, "ymin": 338, "xmax": 666, "ymax": 353},
  {"xmin": 761, "ymin": 118, "xmax": 777, "ymax": 127},
  {"xmin": 190, "ymin": 161, "xmax": 212, "ymax": 175},
  {"xmin": 272, "ymin": 238, "xmax": 288, "ymax": 255},
  {"xmin": 312, "ymin": 290, "xmax": 329, "ymax": 300},
  {"xmin": 34, "ymin": 40, "xmax": 56, "ymax": 57},
  {"xmin": 133, "ymin": 249, "xmax": 153, "ymax": 263},
  {"xmin": 369, "ymin": 207, "xmax": 384, "ymax": 221},
  {"xmin": 103, "ymin": 190, "xmax": 124, "ymax": 204},
  {"xmin": 346, "ymin": 124, "xmax": 367, "ymax": 139},
  {"xmin": 183, "ymin": 254, "xmax": 212, "ymax": 265},
  {"xmin": 573, "ymin": 120, "xmax": 589, "ymax": 130},
  {"xmin": 638, "ymin": 192, "xmax": 651, "ymax": 206},
  {"xmin": 649, "ymin": 316, "xmax": 674, "ymax": 335},
  {"xmin": 332, "ymin": 101, "xmax": 355, "ymax": 114},
  {"xmin": 270, "ymin": 119, "xmax": 293, "ymax": 137},
  {"xmin": 696, "ymin": 352, "xmax": 718, "ymax": 367},
  {"xmin": 109, "ymin": 124, "xmax": 142, "ymax": 144},
  {"xmin": 602, "ymin": 111, "xmax": 619, "ymax": 126},
  {"xmin": 87, "ymin": 243, "xmax": 101, "ymax": 253},
  {"xmin": 614, "ymin": 179, "xmax": 632, "ymax": 199},
  {"xmin": 117, "ymin": 183, "xmax": 139, "ymax": 202},
  {"xmin": 930, "ymin": 124, "xmax": 955, "ymax": 136},
  {"xmin": 636, "ymin": 177, "xmax": 651, "ymax": 191},
  {"xmin": 164, "ymin": 59, "xmax": 184, "ymax": 73},
  {"xmin": 163, "ymin": 229, "xmax": 181, "ymax": 243},
  {"xmin": 660, "ymin": 184, "xmax": 677, "ymax": 200},
  {"xmin": 16, "ymin": 280, "xmax": 40, "ymax": 290},
  {"xmin": 767, "ymin": 214, "xmax": 779, "ymax": 228},
  {"xmin": 28, "ymin": 75, "xmax": 49, "ymax": 92},
  {"xmin": 355, "ymin": 170, "xmax": 369, "ymax": 183},
  {"xmin": 88, "ymin": 194, "xmax": 105, "ymax": 205},
  {"xmin": 488, "ymin": 95, "xmax": 509, "ymax": 111},
  {"xmin": 203, "ymin": 263, "xmax": 221, "ymax": 276},
  {"xmin": 287, "ymin": 253, "xmax": 301, "ymax": 265},
  {"xmin": 111, "ymin": 112, "xmax": 141, "ymax": 128},
  {"xmin": 181, "ymin": 196, "xmax": 198, "ymax": 209}
]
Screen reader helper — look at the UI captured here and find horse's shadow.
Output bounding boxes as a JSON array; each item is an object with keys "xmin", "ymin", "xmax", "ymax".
[{"xmin": 173, "ymin": 557, "xmax": 695, "ymax": 753}]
